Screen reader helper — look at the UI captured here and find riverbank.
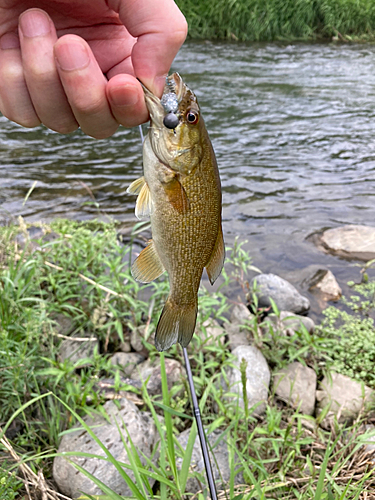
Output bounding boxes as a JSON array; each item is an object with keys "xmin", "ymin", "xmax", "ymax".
[
  {"xmin": 176, "ymin": 0, "xmax": 375, "ymax": 41},
  {"xmin": 0, "ymin": 219, "xmax": 374, "ymax": 499}
]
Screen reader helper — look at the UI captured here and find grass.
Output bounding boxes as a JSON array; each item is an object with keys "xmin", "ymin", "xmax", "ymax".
[
  {"xmin": 0, "ymin": 220, "xmax": 374, "ymax": 499},
  {"xmin": 175, "ymin": 0, "xmax": 375, "ymax": 41}
]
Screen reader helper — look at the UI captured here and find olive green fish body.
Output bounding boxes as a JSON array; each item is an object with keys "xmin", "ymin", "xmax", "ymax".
[{"xmin": 128, "ymin": 73, "xmax": 224, "ymax": 351}]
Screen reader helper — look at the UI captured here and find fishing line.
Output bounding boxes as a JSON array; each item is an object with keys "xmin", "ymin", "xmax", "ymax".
[{"xmin": 137, "ymin": 123, "xmax": 218, "ymax": 499}]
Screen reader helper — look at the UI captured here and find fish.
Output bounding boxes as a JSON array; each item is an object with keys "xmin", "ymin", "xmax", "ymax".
[{"xmin": 127, "ymin": 73, "xmax": 224, "ymax": 351}]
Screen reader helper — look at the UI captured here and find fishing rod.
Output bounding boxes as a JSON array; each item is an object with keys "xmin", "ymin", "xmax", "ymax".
[
  {"xmin": 138, "ymin": 125, "xmax": 218, "ymax": 499},
  {"xmin": 182, "ymin": 346, "xmax": 218, "ymax": 500}
]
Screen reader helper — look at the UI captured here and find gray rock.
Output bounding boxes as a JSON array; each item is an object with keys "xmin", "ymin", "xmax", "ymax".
[
  {"xmin": 110, "ymin": 352, "xmax": 145, "ymax": 376},
  {"xmin": 230, "ymin": 303, "xmax": 253, "ymax": 325},
  {"xmin": 176, "ymin": 428, "xmax": 243, "ymax": 494},
  {"xmin": 199, "ymin": 319, "xmax": 226, "ymax": 346},
  {"xmin": 223, "ymin": 345, "xmax": 270, "ymax": 416},
  {"xmin": 361, "ymin": 425, "xmax": 375, "ymax": 463},
  {"xmin": 53, "ymin": 399, "xmax": 157, "ymax": 498},
  {"xmin": 263, "ymin": 311, "xmax": 315, "ymax": 337},
  {"xmin": 15, "ymin": 225, "xmax": 59, "ymax": 251},
  {"xmin": 320, "ymin": 225, "xmax": 375, "ymax": 261},
  {"xmin": 130, "ymin": 325, "xmax": 154, "ymax": 354},
  {"xmin": 316, "ymin": 372, "xmax": 375, "ymax": 427},
  {"xmin": 131, "ymin": 357, "xmax": 183, "ymax": 396},
  {"xmin": 59, "ymin": 332, "xmax": 99, "ymax": 367},
  {"xmin": 119, "ymin": 338, "xmax": 131, "ymax": 352},
  {"xmin": 226, "ymin": 303, "xmax": 254, "ymax": 350},
  {"xmin": 251, "ymin": 274, "xmax": 310, "ymax": 314},
  {"xmin": 53, "ymin": 314, "xmax": 74, "ymax": 336},
  {"xmin": 274, "ymin": 362, "xmax": 317, "ymax": 415}
]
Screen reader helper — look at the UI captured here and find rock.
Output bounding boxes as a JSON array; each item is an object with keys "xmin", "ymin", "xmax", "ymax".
[
  {"xmin": 263, "ymin": 311, "xmax": 315, "ymax": 337},
  {"xmin": 52, "ymin": 314, "xmax": 74, "ymax": 336},
  {"xmin": 15, "ymin": 225, "xmax": 59, "ymax": 251},
  {"xmin": 230, "ymin": 303, "xmax": 253, "ymax": 325},
  {"xmin": 319, "ymin": 225, "xmax": 375, "ymax": 261},
  {"xmin": 250, "ymin": 274, "xmax": 310, "ymax": 314},
  {"xmin": 226, "ymin": 303, "xmax": 254, "ymax": 350},
  {"xmin": 176, "ymin": 428, "xmax": 243, "ymax": 494},
  {"xmin": 110, "ymin": 352, "xmax": 145, "ymax": 377},
  {"xmin": 119, "ymin": 338, "xmax": 131, "ymax": 352},
  {"xmin": 130, "ymin": 325, "xmax": 154, "ymax": 355},
  {"xmin": 223, "ymin": 345, "xmax": 270, "ymax": 416},
  {"xmin": 59, "ymin": 332, "xmax": 99, "ymax": 367},
  {"xmin": 273, "ymin": 362, "xmax": 317, "ymax": 415},
  {"xmin": 361, "ymin": 425, "xmax": 375, "ymax": 463},
  {"xmin": 297, "ymin": 265, "xmax": 342, "ymax": 301},
  {"xmin": 199, "ymin": 318, "xmax": 226, "ymax": 346},
  {"xmin": 316, "ymin": 372, "xmax": 375, "ymax": 427},
  {"xmin": 311, "ymin": 269, "xmax": 342, "ymax": 300},
  {"xmin": 131, "ymin": 357, "xmax": 184, "ymax": 396},
  {"xmin": 53, "ymin": 399, "xmax": 157, "ymax": 498}
]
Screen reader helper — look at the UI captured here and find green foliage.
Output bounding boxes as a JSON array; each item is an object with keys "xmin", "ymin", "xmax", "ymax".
[
  {"xmin": 316, "ymin": 280, "xmax": 375, "ymax": 387},
  {"xmin": 175, "ymin": 0, "xmax": 375, "ymax": 41},
  {"xmin": 1, "ymin": 220, "xmax": 375, "ymax": 499},
  {"xmin": 0, "ymin": 469, "xmax": 22, "ymax": 500}
]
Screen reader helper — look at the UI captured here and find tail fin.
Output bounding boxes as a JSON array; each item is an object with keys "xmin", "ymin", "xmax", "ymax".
[{"xmin": 155, "ymin": 296, "xmax": 198, "ymax": 352}]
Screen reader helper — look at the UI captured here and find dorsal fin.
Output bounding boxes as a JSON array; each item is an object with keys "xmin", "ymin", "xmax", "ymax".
[
  {"xmin": 131, "ymin": 239, "xmax": 165, "ymax": 283},
  {"xmin": 205, "ymin": 225, "xmax": 225, "ymax": 285}
]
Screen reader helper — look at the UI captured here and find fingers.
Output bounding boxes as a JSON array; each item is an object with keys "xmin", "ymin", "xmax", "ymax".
[
  {"xmin": 54, "ymin": 35, "xmax": 118, "ymax": 138},
  {"xmin": 19, "ymin": 9, "xmax": 78, "ymax": 133},
  {"xmin": 106, "ymin": 73, "xmax": 148, "ymax": 128},
  {"xmin": 112, "ymin": 0, "xmax": 188, "ymax": 97},
  {"xmin": 0, "ymin": 32, "xmax": 40, "ymax": 128}
]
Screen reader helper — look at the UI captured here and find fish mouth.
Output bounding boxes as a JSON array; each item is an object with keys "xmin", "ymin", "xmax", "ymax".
[{"xmin": 140, "ymin": 73, "xmax": 186, "ymax": 125}]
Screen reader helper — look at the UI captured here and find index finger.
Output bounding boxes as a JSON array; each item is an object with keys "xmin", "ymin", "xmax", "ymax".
[{"xmin": 111, "ymin": 0, "xmax": 187, "ymax": 97}]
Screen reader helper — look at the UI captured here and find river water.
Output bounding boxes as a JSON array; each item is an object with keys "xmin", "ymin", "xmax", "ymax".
[{"xmin": 1, "ymin": 41, "xmax": 375, "ymax": 314}]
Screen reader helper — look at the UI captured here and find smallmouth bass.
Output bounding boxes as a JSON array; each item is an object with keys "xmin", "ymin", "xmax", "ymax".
[{"xmin": 128, "ymin": 73, "xmax": 224, "ymax": 351}]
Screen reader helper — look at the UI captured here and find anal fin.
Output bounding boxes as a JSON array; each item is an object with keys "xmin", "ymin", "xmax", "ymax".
[
  {"xmin": 131, "ymin": 239, "xmax": 165, "ymax": 283},
  {"xmin": 206, "ymin": 225, "xmax": 225, "ymax": 285}
]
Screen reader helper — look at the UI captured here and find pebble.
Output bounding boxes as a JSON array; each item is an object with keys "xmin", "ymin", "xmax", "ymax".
[{"xmin": 319, "ymin": 225, "xmax": 375, "ymax": 261}]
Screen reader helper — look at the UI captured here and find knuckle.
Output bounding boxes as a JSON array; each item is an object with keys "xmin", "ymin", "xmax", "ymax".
[
  {"xmin": 26, "ymin": 65, "xmax": 56, "ymax": 82},
  {"xmin": 168, "ymin": 18, "xmax": 188, "ymax": 46}
]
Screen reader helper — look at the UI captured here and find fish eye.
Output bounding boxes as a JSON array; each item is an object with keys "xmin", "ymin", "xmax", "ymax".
[{"xmin": 186, "ymin": 110, "xmax": 199, "ymax": 125}]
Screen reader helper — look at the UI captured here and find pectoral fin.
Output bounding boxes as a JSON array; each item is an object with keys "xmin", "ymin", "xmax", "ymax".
[
  {"xmin": 127, "ymin": 176, "xmax": 146, "ymax": 195},
  {"xmin": 163, "ymin": 177, "xmax": 190, "ymax": 213},
  {"xmin": 205, "ymin": 225, "xmax": 225, "ymax": 285},
  {"xmin": 126, "ymin": 176, "xmax": 152, "ymax": 219},
  {"xmin": 131, "ymin": 239, "xmax": 165, "ymax": 283},
  {"xmin": 135, "ymin": 182, "xmax": 152, "ymax": 219}
]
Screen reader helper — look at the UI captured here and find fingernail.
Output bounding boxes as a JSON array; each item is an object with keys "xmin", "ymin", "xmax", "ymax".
[
  {"xmin": 0, "ymin": 33, "xmax": 20, "ymax": 50},
  {"xmin": 153, "ymin": 74, "xmax": 168, "ymax": 98},
  {"xmin": 109, "ymin": 85, "xmax": 139, "ymax": 107},
  {"xmin": 19, "ymin": 9, "xmax": 51, "ymax": 38},
  {"xmin": 55, "ymin": 43, "xmax": 90, "ymax": 71}
]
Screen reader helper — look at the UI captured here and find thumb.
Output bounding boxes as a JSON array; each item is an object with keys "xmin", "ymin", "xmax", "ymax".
[{"xmin": 113, "ymin": 0, "xmax": 187, "ymax": 96}]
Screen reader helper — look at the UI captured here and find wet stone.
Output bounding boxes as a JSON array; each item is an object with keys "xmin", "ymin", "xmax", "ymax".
[{"xmin": 318, "ymin": 225, "xmax": 375, "ymax": 261}]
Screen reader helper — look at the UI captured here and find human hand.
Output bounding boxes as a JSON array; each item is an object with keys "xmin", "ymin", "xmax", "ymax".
[{"xmin": 0, "ymin": 0, "xmax": 187, "ymax": 138}]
